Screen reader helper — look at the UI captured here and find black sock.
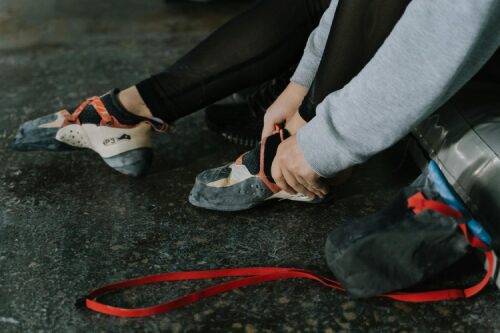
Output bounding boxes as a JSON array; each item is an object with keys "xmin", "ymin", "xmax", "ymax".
[
  {"xmin": 70, "ymin": 89, "xmax": 147, "ymax": 125},
  {"xmin": 242, "ymin": 129, "xmax": 290, "ymax": 183}
]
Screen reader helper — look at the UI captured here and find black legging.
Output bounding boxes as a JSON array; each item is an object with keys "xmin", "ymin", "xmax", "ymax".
[
  {"xmin": 136, "ymin": 0, "xmax": 410, "ymax": 124},
  {"xmin": 299, "ymin": 0, "xmax": 411, "ymax": 121}
]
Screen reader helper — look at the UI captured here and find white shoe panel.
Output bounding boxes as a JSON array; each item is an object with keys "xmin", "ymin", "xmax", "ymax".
[
  {"xmin": 56, "ymin": 123, "xmax": 152, "ymax": 158},
  {"xmin": 207, "ymin": 164, "xmax": 254, "ymax": 188},
  {"xmin": 267, "ymin": 191, "xmax": 315, "ymax": 202},
  {"xmin": 55, "ymin": 124, "xmax": 92, "ymax": 148}
]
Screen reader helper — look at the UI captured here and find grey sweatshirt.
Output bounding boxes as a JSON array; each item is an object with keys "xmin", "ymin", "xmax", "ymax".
[{"xmin": 291, "ymin": 0, "xmax": 500, "ymax": 178}]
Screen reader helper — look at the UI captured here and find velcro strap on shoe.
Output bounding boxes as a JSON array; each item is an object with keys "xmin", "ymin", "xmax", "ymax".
[
  {"xmin": 89, "ymin": 97, "xmax": 114, "ymax": 126},
  {"xmin": 64, "ymin": 96, "xmax": 114, "ymax": 126}
]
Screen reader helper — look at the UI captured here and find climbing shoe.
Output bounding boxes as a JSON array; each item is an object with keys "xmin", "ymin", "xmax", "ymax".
[
  {"xmin": 12, "ymin": 89, "xmax": 166, "ymax": 177},
  {"xmin": 189, "ymin": 127, "xmax": 329, "ymax": 211}
]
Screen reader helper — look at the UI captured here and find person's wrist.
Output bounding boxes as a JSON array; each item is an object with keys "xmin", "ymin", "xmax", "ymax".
[
  {"xmin": 285, "ymin": 111, "xmax": 306, "ymax": 135},
  {"xmin": 282, "ymin": 82, "xmax": 308, "ymax": 106}
]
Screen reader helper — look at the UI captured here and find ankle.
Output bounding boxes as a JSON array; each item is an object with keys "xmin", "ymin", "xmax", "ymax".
[{"xmin": 118, "ymin": 86, "xmax": 154, "ymax": 119}]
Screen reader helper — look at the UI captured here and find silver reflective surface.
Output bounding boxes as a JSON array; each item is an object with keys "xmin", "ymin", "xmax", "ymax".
[{"xmin": 413, "ymin": 81, "xmax": 500, "ymax": 247}]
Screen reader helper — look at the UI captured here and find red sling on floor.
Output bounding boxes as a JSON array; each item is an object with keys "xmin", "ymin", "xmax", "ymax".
[{"xmin": 83, "ymin": 192, "xmax": 494, "ymax": 317}]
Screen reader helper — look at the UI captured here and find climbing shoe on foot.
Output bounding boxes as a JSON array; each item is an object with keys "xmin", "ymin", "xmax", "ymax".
[
  {"xmin": 189, "ymin": 127, "xmax": 329, "ymax": 211},
  {"xmin": 12, "ymin": 89, "xmax": 166, "ymax": 177}
]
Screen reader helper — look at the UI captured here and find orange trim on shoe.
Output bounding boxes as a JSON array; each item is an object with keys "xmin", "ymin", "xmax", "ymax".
[
  {"xmin": 61, "ymin": 96, "xmax": 138, "ymax": 129},
  {"xmin": 90, "ymin": 97, "xmax": 114, "ymax": 126},
  {"xmin": 235, "ymin": 153, "xmax": 245, "ymax": 166},
  {"xmin": 63, "ymin": 99, "xmax": 91, "ymax": 126}
]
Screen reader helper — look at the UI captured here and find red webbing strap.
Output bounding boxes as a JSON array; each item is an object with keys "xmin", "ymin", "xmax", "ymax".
[
  {"xmin": 407, "ymin": 192, "xmax": 462, "ymax": 218},
  {"xmin": 384, "ymin": 250, "xmax": 494, "ymax": 302},
  {"xmin": 85, "ymin": 249, "xmax": 493, "ymax": 317},
  {"xmin": 85, "ymin": 268, "xmax": 342, "ymax": 318},
  {"xmin": 84, "ymin": 192, "xmax": 493, "ymax": 317}
]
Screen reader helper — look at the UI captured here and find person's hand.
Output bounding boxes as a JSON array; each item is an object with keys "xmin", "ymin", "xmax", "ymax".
[
  {"xmin": 261, "ymin": 82, "xmax": 308, "ymax": 139},
  {"xmin": 271, "ymin": 135, "xmax": 328, "ymax": 198}
]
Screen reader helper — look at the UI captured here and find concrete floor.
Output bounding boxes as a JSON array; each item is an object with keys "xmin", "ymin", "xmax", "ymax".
[{"xmin": 1, "ymin": 1, "xmax": 499, "ymax": 332}]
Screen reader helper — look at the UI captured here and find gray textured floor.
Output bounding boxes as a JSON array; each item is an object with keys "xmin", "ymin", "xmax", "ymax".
[{"xmin": 1, "ymin": 1, "xmax": 499, "ymax": 332}]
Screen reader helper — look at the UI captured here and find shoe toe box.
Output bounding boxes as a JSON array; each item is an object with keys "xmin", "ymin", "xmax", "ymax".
[
  {"xmin": 12, "ymin": 112, "xmax": 73, "ymax": 151},
  {"xmin": 189, "ymin": 165, "xmax": 273, "ymax": 211}
]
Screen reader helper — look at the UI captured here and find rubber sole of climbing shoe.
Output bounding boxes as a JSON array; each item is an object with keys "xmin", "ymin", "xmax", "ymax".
[{"xmin": 188, "ymin": 163, "xmax": 329, "ymax": 212}]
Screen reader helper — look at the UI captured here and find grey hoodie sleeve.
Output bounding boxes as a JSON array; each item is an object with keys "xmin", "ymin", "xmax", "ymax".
[
  {"xmin": 297, "ymin": 0, "xmax": 500, "ymax": 178},
  {"xmin": 290, "ymin": 1, "xmax": 338, "ymax": 89}
]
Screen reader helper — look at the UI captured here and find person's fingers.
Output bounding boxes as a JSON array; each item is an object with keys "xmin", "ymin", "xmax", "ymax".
[
  {"xmin": 317, "ymin": 182, "xmax": 330, "ymax": 196},
  {"xmin": 296, "ymin": 175, "xmax": 325, "ymax": 198},
  {"xmin": 310, "ymin": 178, "xmax": 329, "ymax": 197},
  {"xmin": 311, "ymin": 183, "xmax": 328, "ymax": 198},
  {"xmin": 271, "ymin": 159, "xmax": 296, "ymax": 194},
  {"xmin": 261, "ymin": 114, "xmax": 277, "ymax": 140},
  {"xmin": 282, "ymin": 168, "xmax": 316, "ymax": 198},
  {"xmin": 297, "ymin": 176, "xmax": 324, "ymax": 198},
  {"xmin": 274, "ymin": 173, "xmax": 297, "ymax": 194}
]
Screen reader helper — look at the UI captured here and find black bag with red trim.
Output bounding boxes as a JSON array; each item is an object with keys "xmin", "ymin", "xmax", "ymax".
[
  {"xmin": 325, "ymin": 161, "xmax": 493, "ymax": 298},
  {"xmin": 325, "ymin": 188, "xmax": 469, "ymax": 298}
]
